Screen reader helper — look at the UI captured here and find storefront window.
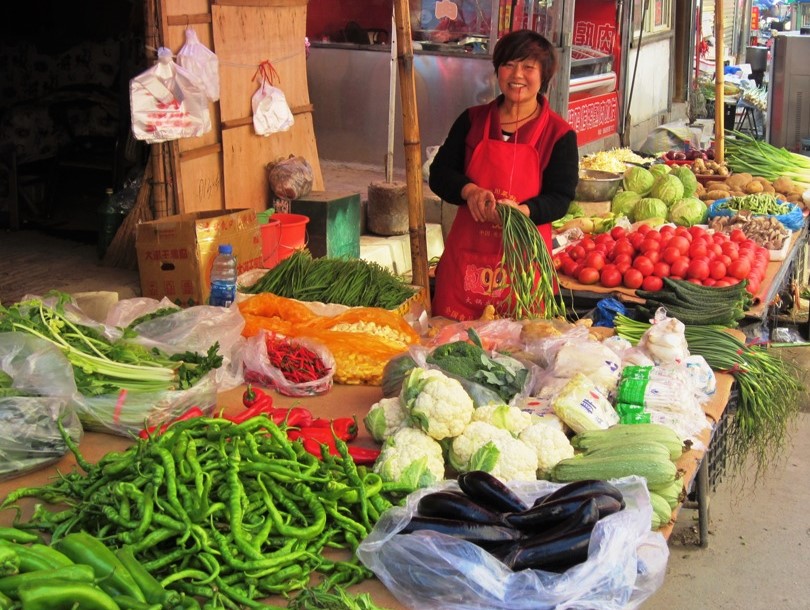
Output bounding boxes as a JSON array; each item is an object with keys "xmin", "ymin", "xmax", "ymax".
[
  {"xmin": 411, "ymin": 0, "xmax": 494, "ymax": 42},
  {"xmin": 631, "ymin": 0, "xmax": 672, "ymax": 38}
]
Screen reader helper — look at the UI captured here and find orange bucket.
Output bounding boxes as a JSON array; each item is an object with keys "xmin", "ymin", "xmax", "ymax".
[
  {"xmin": 260, "ymin": 219, "xmax": 282, "ymax": 268},
  {"xmin": 273, "ymin": 213, "xmax": 309, "ymax": 261}
]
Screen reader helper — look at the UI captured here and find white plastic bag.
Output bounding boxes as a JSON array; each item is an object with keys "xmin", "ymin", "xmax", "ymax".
[
  {"xmin": 242, "ymin": 330, "xmax": 335, "ymax": 397},
  {"xmin": 0, "ymin": 333, "xmax": 83, "ymax": 481},
  {"xmin": 252, "ymin": 62, "xmax": 294, "ymax": 136},
  {"xmin": 130, "ymin": 46, "xmax": 212, "ymax": 143},
  {"xmin": 357, "ymin": 476, "xmax": 668, "ymax": 610},
  {"xmin": 177, "ymin": 28, "xmax": 220, "ymax": 102}
]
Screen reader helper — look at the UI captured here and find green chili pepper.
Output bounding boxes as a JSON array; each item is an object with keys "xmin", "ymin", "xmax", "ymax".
[
  {"xmin": 0, "ymin": 590, "xmax": 12, "ymax": 610},
  {"xmin": 0, "ymin": 564, "xmax": 95, "ymax": 598},
  {"xmin": 17, "ymin": 579, "xmax": 121, "ymax": 610},
  {"xmin": 52, "ymin": 532, "xmax": 146, "ymax": 602},
  {"xmin": 0, "ymin": 541, "xmax": 68, "ymax": 573},
  {"xmin": 115, "ymin": 547, "xmax": 173, "ymax": 606},
  {"xmin": 0, "ymin": 527, "xmax": 40, "ymax": 545},
  {"xmin": 0, "ymin": 546, "xmax": 18, "ymax": 578}
]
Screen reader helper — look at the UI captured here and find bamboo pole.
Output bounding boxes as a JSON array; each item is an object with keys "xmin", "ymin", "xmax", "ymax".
[
  {"xmin": 714, "ymin": 0, "xmax": 725, "ymax": 164},
  {"xmin": 392, "ymin": 0, "xmax": 430, "ymax": 311}
]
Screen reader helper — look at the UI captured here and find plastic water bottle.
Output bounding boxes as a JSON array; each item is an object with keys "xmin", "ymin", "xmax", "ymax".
[{"xmin": 208, "ymin": 244, "xmax": 238, "ymax": 307}]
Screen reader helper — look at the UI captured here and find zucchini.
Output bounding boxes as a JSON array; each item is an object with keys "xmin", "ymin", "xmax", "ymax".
[
  {"xmin": 584, "ymin": 441, "xmax": 674, "ymax": 461},
  {"xmin": 552, "ymin": 454, "xmax": 678, "ymax": 488},
  {"xmin": 648, "ymin": 478, "xmax": 684, "ymax": 509},
  {"xmin": 649, "ymin": 491, "xmax": 673, "ymax": 526},
  {"xmin": 572, "ymin": 425, "xmax": 685, "ymax": 460}
]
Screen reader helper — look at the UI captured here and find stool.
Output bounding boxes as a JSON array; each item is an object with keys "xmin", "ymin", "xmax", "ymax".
[{"xmin": 737, "ymin": 102, "xmax": 760, "ymax": 139}]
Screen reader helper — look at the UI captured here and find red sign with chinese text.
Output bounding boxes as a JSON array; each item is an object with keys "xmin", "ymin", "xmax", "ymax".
[{"xmin": 568, "ymin": 92, "xmax": 620, "ymax": 146}]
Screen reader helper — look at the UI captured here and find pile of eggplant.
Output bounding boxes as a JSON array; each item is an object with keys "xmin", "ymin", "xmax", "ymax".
[{"xmin": 399, "ymin": 471, "xmax": 625, "ymax": 573}]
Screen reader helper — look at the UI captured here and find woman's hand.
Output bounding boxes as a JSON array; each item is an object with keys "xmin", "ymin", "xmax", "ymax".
[
  {"xmin": 497, "ymin": 199, "xmax": 531, "ymax": 219},
  {"xmin": 462, "ymin": 184, "xmax": 499, "ymax": 223}
]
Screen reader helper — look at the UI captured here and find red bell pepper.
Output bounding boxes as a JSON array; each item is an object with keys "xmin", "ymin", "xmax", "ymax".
[
  {"xmin": 308, "ymin": 416, "xmax": 358, "ymax": 441},
  {"xmin": 273, "ymin": 406, "xmax": 314, "ymax": 428},
  {"xmin": 242, "ymin": 385, "xmax": 274, "ymax": 410},
  {"xmin": 138, "ymin": 406, "xmax": 204, "ymax": 439}
]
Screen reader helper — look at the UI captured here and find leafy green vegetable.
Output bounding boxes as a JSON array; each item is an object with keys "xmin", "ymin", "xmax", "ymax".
[
  {"xmin": 0, "ymin": 292, "xmax": 222, "ymax": 396},
  {"xmin": 650, "ymin": 174, "xmax": 685, "ymax": 206},
  {"xmin": 668, "ymin": 197, "xmax": 708, "ymax": 226},
  {"xmin": 633, "ymin": 197, "xmax": 668, "ymax": 221},
  {"xmin": 125, "ymin": 306, "xmax": 181, "ymax": 331},
  {"xmin": 289, "ymin": 581, "xmax": 391, "ymax": 610},
  {"xmin": 611, "ymin": 190, "xmax": 641, "ymax": 217},
  {"xmin": 623, "ymin": 166, "xmax": 655, "ymax": 195}
]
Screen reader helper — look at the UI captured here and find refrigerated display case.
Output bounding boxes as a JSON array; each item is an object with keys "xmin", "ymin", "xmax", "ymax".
[{"xmin": 767, "ymin": 32, "xmax": 810, "ymax": 152}]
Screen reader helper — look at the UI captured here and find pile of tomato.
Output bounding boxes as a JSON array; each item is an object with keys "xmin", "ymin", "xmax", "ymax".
[{"xmin": 554, "ymin": 224, "xmax": 769, "ymax": 295}]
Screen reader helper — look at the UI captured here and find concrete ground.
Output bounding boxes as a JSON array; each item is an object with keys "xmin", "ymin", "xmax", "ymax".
[{"xmin": 2, "ymin": 161, "xmax": 810, "ymax": 609}]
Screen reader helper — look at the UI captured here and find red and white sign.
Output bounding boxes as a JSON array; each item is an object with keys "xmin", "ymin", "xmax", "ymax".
[{"xmin": 568, "ymin": 92, "xmax": 620, "ymax": 146}]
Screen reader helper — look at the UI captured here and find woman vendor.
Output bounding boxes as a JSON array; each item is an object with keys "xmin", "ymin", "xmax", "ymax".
[{"xmin": 428, "ymin": 29, "xmax": 579, "ymax": 321}]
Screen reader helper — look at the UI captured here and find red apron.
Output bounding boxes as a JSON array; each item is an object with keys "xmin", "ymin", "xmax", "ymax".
[{"xmin": 433, "ymin": 104, "xmax": 553, "ymax": 321}]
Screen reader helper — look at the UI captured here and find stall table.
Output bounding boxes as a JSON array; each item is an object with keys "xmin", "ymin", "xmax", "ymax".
[{"xmin": 0, "ymin": 365, "xmax": 736, "ymax": 605}]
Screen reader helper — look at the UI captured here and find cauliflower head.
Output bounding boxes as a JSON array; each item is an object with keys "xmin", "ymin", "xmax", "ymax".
[
  {"xmin": 472, "ymin": 404, "xmax": 533, "ymax": 436},
  {"xmin": 364, "ymin": 396, "xmax": 408, "ymax": 442},
  {"xmin": 519, "ymin": 422, "xmax": 575, "ymax": 478},
  {"xmin": 401, "ymin": 367, "xmax": 474, "ymax": 440},
  {"xmin": 449, "ymin": 421, "xmax": 539, "ymax": 482},
  {"xmin": 373, "ymin": 427, "xmax": 446, "ymax": 489}
]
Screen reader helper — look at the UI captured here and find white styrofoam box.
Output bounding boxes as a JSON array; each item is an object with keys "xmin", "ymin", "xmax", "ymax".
[
  {"xmin": 359, "ymin": 237, "xmax": 397, "ymax": 274},
  {"xmin": 385, "ymin": 224, "xmax": 445, "ymax": 274}
]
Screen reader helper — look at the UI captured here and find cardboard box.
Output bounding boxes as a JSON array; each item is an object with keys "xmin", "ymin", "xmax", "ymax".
[{"xmin": 136, "ymin": 209, "xmax": 263, "ymax": 306}]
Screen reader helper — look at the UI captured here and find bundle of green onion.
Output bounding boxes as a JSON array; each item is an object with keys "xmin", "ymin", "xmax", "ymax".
[
  {"xmin": 614, "ymin": 314, "xmax": 804, "ymax": 479},
  {"xmin": 498, "ymin": 204, "xmax": 565, "ymax": 320},
  {"xmin": 725, "ymin": 130, "xmax": 810, "ymax": 190}
]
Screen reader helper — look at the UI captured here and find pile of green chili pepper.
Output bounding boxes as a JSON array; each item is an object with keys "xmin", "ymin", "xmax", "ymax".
[{"xmin": 0, "ymin": 416, "xmax": 414, "ymax": 608}]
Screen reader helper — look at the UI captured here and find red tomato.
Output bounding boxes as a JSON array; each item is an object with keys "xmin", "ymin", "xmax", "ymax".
[
  {"xmin": 641, "ymin": 237, "xmax": 661, "ymax": 252},
  {"xmin": 623, "ymin": 268, "xmax": 644, "ymax": 289},
  {"xmin": 674, "ymin": 226, "xmax": 692, "ymax": 238},
  {"xmin": 600, "ymin": 266, "xmax": 623, "ymax": 288},
  {"xmin": 662, "ymin": 246, "xmax": 682, "ymax": 265},
  {"xmin": 610, "ymin": 226, "xmax": 628, "ymax": 240},
  {"xmin": 670, "ymin": 257, "xmax": 691, "ymax": 278},
  {"xmin": 709, "ymin": 260, "xmax": 727, "ymax": 280},
  {"xmin": 686, "ymin": 259, "xmax": 710, "ymax": 281},
  {"xmin": 721, "ymin": 242, "xmax": 739, "ymax": 259},
  {"xmin": 669, "ymin": 235, "xmax": 691, "ymax": 255},
  {"xmin": 641, "ymin": 275, "xmax": 664, "ymax": 291},
  {"xmin": 629, "ymin": 232, "xmax": 645, "ymax": 250},
  {"xmin": 727, "ymin": 258, "xmax": 751, "ymax": 280},
  {"xmin": 688, "ymin": 242, "xmax": 708, "ymax": 259},
  {"xmin": 659, "ymin": 225, "xmax": 676, "ymax": 237},
  {"xmin": 653, "ymin": 261, "xmax": 671, "ymax": 277},
  {"xmin": 594, "ymin": 233, "xmax": 615, "ymax": 247},
  {"xmin": 578, "ymin": 266, "xmax": 601, "ymax": 285},
  {"xmin": 612, "ymin": 253, "xmax": 633, "ymax": 266},
  {"xmin": 569, "ymin": 245, "xmax": 586, "ymax": 261},
  {"xmin": 729, "ymin": 228, "xmax": 747, "ymax": 243},
  {"xmin": 712, "ymin": 232, "xmax": 727, "ymax": 245},
  {"xmin": 702, "ymin": 277, "xmax": 717, "ymax": 286},
  {"xmin": 636, "ymin": 224, "xmax": 652, "ymax": 235},
  {"xmin": 615, "ymin": 261, "xmax": 631, "ymax": 274},
  {"xmin": 714, "ymin": 279, "xmax": 730, "ymax": 287},
  {"xmin": 645, "ymin": 250, "xmax": 661, "ymax": 264},
  {"xmin": 747, "ymin": 279, "xmax": 760, "ymax": 295},
  {"xmin": 612, "ymin": 238, "xmax": 635, "ymax": 259},
  {"xmin": 633, "ymin": 255, "xmax": 655, "ymax": 277},
  {"xmin": 584, "ymin": 251, "xmax": 606, "ymax": 271},
  {"xmin": 580, "ymin": 237, "xmax": 597, "ymax": 251},
  {"xmin": 688, "ymin": 225, "xmax": 708, "ymax": 240},
  {"xmin": 562, "ymin": 259, "xmax": 580, "ymax": 278}
]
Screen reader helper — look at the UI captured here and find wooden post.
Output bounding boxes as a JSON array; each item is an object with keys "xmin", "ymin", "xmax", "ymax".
[
  {"xmin": 392, "ymin": 0, "xmax": 430, "ymax": 311},
  {"xmin": 714, "ymin": 0, "xmax": 725, "ymax": 164}
]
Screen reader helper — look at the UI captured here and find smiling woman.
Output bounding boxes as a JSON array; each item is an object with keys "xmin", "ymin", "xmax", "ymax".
[{"xmin": 427, "ymin": 29, "xmax": 580, "ymax": 321}]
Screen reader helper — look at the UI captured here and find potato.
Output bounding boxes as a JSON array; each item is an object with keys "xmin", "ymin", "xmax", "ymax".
[
  {"xmin": 744, "ymin": 181, "xmax": 764, "ymax": 193},
  {"xmin": 705, "ymin": 181, "xmax": 730, "ymax": 192},
  {"xmin": 773, "ymin": 176, "xmax": 795, "ymax": 194},
  {"xmin": 706, "ymin": 189, "xmax": 732, "ymax": 200},
  {"xmin": 726, "ymin": 173, "xmax": 753, "ymax": 189}
]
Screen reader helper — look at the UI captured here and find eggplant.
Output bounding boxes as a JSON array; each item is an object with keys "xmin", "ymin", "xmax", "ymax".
[
  {"xmin": 591, "ymin": 494, "xmax": 624, "ymax": 519},
  {"xmin": 504, "ymin": 526, "xmax": 593, "ymax": 572},
  {"xmin": 457, "ymin": 471, "xmax": 528, "ymax": 513},
  {"xmin": 417, "ymin": 490, "xmax": 504, "ymax": 524},
  {"xmin": 400, "ymin": 516, "xmax": 522, "ymax": 542},
  {"xmin": 505, "ymin": 497, "xmax": 594, "ymax": 531},
  {"xmin": 533, "ymin": 479, "xmax": 624, "ymax": 508}
]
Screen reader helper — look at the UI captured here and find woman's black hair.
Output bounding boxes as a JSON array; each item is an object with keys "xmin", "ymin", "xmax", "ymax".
[{"xmin": 492, "ymin": 30, "xmax": 558, "ymax": 95}]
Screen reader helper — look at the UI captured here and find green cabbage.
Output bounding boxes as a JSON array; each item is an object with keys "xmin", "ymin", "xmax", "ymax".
[
  {"xmin": 622, "ymin": 167, "xmax": 655, "ymax": 195},
  {"xmin": 649, "ymin": 164, "xmax": 672, "ymax": 179},
  {"xmin": 633, "ymin": 197, "xmax": 668, "ymax": 221},
  {"xmin": 611, "ymin": 190, "xmax": 642, "ymax": 217},
  {"xmin": 650, "ymin": 174, "xmax": 685, "ymax": 206},
  {"xmin": 669, "ymin": 166, "xmax": 699, "ymax": 198},
  {"xmin": 668, "ymin": 197, "xmax": 708, "ymax": 226}
]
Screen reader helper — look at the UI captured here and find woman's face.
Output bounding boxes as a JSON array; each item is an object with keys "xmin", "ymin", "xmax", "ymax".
[{"xmin": 498, "ymin": 57, "xmax": 543, "ymax": 105}]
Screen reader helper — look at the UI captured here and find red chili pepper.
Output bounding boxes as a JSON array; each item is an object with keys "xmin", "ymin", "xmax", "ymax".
[
  {"xmin": 275, "ymin": 406, "xmax": 314, "ymax": 428},
  {"xmin": 138, "ymin": 406, "xmax": 204, "ymax": 439},
  {"xmin": 264, "ymin": 334, "xmax": 330, "ymax": 384},
  {"xmin": 299, "ymin": 437, "xmax": 380, "ymax": 465},
  {"xmin": 287, "ymin": 421, "xmax": 356, "ymax": 444},
  {"xmin": 306, "ymin": 417, "xmax": 358, "ymax": 441},
  {"xmin": 242, "ymin": 385, "xmax": 274, "ymax": 410}
]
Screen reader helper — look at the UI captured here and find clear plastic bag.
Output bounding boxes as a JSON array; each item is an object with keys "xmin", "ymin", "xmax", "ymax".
[
  {"xmin": 0, "ymin": 333, "xmax": 83, "ymax": 481},
  {"xmin": 130, "ymin": 47, "xmax": 212, "ymax": 143},
  {"xmin": 252, "ymin": 61, "xmax": 294, "ymax": 136},
  {"xmin": 177, "ymin": 28, "xmax": 220, "ymax": 102},
  {"xmin": 242, "ymin": 330, "xmax": 335, "ymax": 397},
  {"xmin": 357, "ymin": 476, "xmax": 668, "ymax": 610}
]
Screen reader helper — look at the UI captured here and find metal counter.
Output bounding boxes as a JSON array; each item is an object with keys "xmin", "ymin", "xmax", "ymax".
[{"xmin": 307, "ymin": 43, "xmax": 498, "ymax": 169}]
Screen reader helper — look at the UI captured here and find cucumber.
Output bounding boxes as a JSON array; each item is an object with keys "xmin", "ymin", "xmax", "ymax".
[
  {"xmin": 648, "ymin": 478, "xmax": 684, "ymax": 509},
  {"xmin": 552, "ymin": 454, "xmax": 678, "ymax": 488},
  {"xmin": 584, "ymin": 441, "xmax": 674, "ymax": 461},
  {"xmin": 649, "ymin": 491, "xmax": 674, "ymax": 525}
]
